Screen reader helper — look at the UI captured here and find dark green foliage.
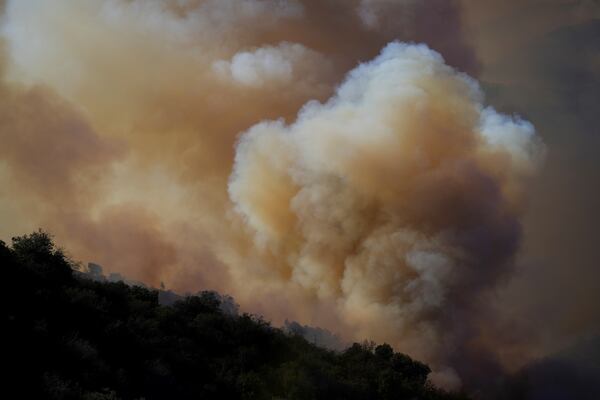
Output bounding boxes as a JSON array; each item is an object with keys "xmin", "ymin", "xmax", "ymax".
[{"xmin": 3, "ymin": 231, "xmax": 470, "ymax": 400}]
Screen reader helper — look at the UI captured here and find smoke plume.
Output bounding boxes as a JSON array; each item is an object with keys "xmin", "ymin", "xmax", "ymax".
[
  {"xmin": 8, "ymin": 0, "xmax": 598, "ymax": 392},
  {"xmin": 228, "ymin": 42, "xmax": 542, "ymax": 386}
]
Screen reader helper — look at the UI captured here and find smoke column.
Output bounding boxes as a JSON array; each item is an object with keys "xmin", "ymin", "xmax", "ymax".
[
  {"xmin": 228, "ymin": 42, "xmax": 542, "ymax": 387},
  {"xmin": 0, "ymin": 0, "xmax": 574, "ymax": 390}
]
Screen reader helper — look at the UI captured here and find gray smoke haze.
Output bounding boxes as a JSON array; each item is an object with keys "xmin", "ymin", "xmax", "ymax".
[
  {"xmin": 284, "ymin": 320, "xmax": 347, "ymax": 351},
  {"xmin": 460, "ymin": 0, "xmax": 600, "ymax": 373}
]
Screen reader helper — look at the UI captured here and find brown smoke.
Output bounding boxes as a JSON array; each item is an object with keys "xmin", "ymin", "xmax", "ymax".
[
  {"xmin": 3, "ymin": 0, "xmax": 584, "ymax": 390},
  {"xmin": 0, "ymin": 0, "xmax": 478, "ymax": 292},
  {"xmin": 228, "ymin": 43, "xmax": 542, "ymax": 386}
]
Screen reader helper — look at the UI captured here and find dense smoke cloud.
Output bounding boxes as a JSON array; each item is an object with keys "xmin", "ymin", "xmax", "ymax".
[
  {"xmin": 0, "ymin": 0, "xmax": 478, "ymax": 295},
  {"xmin": 228, "ymin": 43, "xmax": 542, "ymax": 386},
  {"xmin": 2, "ymin": 0, "xmax": 596, "ymax": 393}
]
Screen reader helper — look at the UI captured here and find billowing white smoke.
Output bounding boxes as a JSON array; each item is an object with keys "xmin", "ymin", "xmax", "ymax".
[
  {"xmin": 213, "ymin": 42, "xmax": 330, "ymax": 89},
  {"xmin": 229, "ymin": 42, "xmax": 543, "ymax": 388}
]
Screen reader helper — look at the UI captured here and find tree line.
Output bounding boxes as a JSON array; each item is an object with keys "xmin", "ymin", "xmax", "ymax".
[{"xmin": 3, "ymin": 231, "xmax": 470, "ymax": 399}]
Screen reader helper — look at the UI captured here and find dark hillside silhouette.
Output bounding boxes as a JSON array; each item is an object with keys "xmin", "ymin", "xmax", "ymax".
[{"xmin": 3, "ymin": 231, "xmax": 469, "ymax": 400}]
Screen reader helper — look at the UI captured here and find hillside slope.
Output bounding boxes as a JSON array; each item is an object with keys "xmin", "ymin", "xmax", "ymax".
[{"xmin": 3, "ymin": 231, "xmax": 469, "ymax": 400}]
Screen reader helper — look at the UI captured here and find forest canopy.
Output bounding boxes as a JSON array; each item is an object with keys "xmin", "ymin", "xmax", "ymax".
[{"xmin": 3, "ymin": 230, "xmax": 469, "ymax": 400}]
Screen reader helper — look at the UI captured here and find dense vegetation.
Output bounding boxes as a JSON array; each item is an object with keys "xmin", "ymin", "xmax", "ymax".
[{"xmin": 4, "ymin": 231, "xmax": 469, "ymax": 400}]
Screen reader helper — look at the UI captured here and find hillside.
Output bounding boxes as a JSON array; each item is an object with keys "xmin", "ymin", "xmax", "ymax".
[{"xmin": 3, "ymin": 231, "xmax": 469, "ymax": 400}]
